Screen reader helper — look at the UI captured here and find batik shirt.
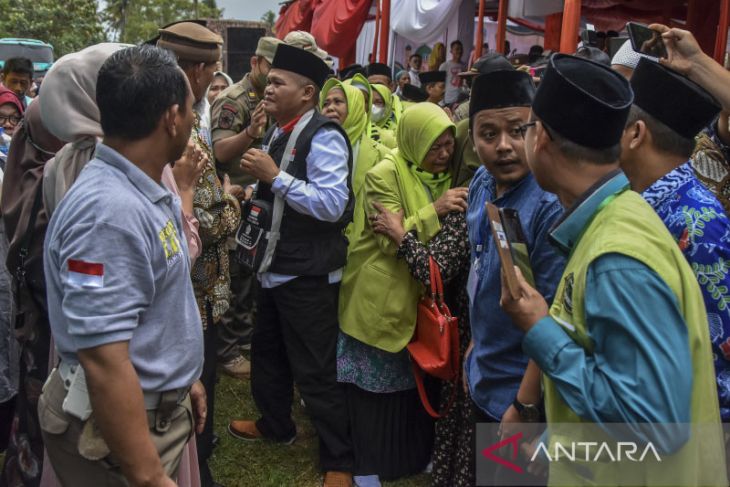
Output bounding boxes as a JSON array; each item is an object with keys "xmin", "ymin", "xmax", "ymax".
[
  {"xmin": 692, "ymin": 119, "xmax": 730, "ymax": 216},
  {"xmin": 191, "ymin": 111, "xmax": 241, "ymax": 329},
  {"xmin": 643, "ymin": 161, "xmax": 730, "ymax": 420}
]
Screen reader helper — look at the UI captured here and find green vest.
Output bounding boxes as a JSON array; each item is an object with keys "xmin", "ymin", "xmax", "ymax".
[{"xmin": 544, "ymin": 190, "xmax": 726, "ymax": 486}]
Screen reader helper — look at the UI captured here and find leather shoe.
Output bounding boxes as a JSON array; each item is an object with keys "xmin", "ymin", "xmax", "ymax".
[
  {"xmin": 323, "ymin": 471, "xmax": 353, "ymax": 487},
  {"xmin": 228, "ymin": 419, "xmax": 296, "ymax": 445}
]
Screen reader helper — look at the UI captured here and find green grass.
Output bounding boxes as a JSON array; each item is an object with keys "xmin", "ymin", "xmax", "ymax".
[{"xmin": 210, "ymin": 372, "xmax": 431, "ymax": 487}]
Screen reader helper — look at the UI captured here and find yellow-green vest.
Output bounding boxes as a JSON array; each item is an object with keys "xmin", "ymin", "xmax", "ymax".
[{"xmin": 544, "ymin": 190, "xmax": 726, "ymax": 486}]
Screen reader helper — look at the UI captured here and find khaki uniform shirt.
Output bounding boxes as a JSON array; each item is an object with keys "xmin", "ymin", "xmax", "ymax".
[{"xmin": 210, "ymin": 73, "xmax": 264, "ymax": 186}]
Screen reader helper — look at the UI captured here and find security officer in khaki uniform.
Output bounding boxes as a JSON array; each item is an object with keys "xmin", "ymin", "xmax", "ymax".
[{"xmin": 211, "ymin": 37, "xmax": 280, "ymax": 380}]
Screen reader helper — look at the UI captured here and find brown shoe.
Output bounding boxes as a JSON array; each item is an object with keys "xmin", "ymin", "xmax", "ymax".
[
  {"xmin": 323, "ymin": 471, "xmax": 353, "ymax": 487},
  {"xmin": 227, "ymin": 420, "xmax": 296, "ymax": 445}
]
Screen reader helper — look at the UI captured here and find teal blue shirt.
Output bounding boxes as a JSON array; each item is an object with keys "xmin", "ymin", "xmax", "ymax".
[{"xmin": 523, "ymin": 171, "xmax": 692, "ymax": 453}]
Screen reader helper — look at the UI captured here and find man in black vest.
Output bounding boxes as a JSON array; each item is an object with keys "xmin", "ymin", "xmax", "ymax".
[{"xmin": 229, "ymin": 43, "xmax": 354, "ymax": 487}]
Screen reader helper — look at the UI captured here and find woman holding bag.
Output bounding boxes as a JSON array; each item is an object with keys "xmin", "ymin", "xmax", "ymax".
[{"xmin": 337, "ymin": 103, "xmax": 468, "ymax": 486}]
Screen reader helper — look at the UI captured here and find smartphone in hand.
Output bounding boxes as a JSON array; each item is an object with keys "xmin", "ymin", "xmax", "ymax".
[
  {"xmin": 627, "ymin": 22, "xmax": 668, "ymax": 58},
  {"xmin": 486, "ymin": 203, "xmax": 535, "ymax": 300}
]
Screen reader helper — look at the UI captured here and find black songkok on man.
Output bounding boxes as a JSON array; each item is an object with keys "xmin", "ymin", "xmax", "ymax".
[
  {"xmin": 469, "ymin": 70, "xmax": 535, "ymax": 119},
  {"xmin": 272, "ymin": 43, "xmax": 330, "ymax": 89},
  {"xmin": 365, "ymin": 63, "xmax": 392, "ymax": 79},
  {"xmin": 401, "ymin": 84, "xmax": 429, "ymax": 102},
  {"xmin": 532, "ymin": 54, "xmax": 633, "ymax": 148},
  {"xmin": 340, "ymin": 64, "xmax": 365, "ymax": 80},
  {"xmin": 631, "ymin": 57, "xmax": 720, "ymax": 139},
  {"xmin": 418, "ymin": 70, "xmax": 446, "ymax": 85}
]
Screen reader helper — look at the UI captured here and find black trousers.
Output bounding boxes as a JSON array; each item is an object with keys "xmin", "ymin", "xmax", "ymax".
[
  {"xmin": 251, "ymin": 275, "xmax": 353, "ymax": 472},
  {"xmin": 197, "ymin": 305, "xmax": 219, "ymax": 487}
]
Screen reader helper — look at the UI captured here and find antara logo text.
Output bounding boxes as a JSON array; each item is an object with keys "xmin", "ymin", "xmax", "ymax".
[{"xmin": 482, "ymin": 433, "xmax": 663, "ymax": 474}]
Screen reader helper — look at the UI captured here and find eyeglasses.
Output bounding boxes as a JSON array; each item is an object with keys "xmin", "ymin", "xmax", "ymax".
[
  {"xmin": 0, "ymin": 115, "xmax": 21, "ymax": 126},
  {"xmin": 517, "ymin": 120, "xmax": 554, "ymax": 140},
  {"xmin": 517, "ymin": 121, "xmax": 537, "ymax": 138}
]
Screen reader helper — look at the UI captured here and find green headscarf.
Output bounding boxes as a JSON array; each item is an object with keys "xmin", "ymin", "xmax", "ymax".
[
  {"xmin": 344, "ymin": 73, "xmax": 373, "ymax": 136},
  {"xmin": 393, "ymin": 102, "xmax": 454, "ymax": 205},
  {"xmin": 371, "ymin": 83, "xmax": 394, "ymax": 129},
  {"xmin": 319, "ymin": 78, "xmax": 368, "ymax": 145}
]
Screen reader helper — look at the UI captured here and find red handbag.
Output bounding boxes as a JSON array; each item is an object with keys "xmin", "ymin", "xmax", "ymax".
[{"xmin": 407, "ymin": 256, "xmax": 460, "ymax": 418}]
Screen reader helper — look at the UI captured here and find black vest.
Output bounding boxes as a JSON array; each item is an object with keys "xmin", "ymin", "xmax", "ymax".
[{"xmin": 257, "ymin": 111, "xmax": 354, "ymax": 276}]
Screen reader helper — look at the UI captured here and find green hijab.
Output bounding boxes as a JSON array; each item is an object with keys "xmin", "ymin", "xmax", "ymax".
[
  {"xmin": 319, "ymin": 78, "xmax": 368, "ymax": 145},
  {"xmin": 371, "ymin": 83, "xmax": 394, "ymax": 129},
  {"xmin": 344, "ymin": 73, "xmax": 373, "ymax": 136},
  {"xmin": 394, "ymin": 102, "xmax": 454, "ymax": 204}
]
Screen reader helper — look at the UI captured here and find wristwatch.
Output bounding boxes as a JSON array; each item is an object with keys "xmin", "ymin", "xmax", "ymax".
[{"xmin": 512, "ymin": 399, "xmax": 541, "ymax": 422}]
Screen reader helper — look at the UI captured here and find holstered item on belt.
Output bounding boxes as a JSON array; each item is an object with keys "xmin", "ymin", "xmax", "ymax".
[{"xmin": 78, "ymin": 415, "xmax": 111, "ymax": 461}]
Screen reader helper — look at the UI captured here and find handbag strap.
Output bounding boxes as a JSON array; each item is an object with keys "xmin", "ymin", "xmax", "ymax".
[
  {"xmin": 428, "ymin": 256, "xmax": 445, "ymax": 303},
  {"xmin": 412, "ymin": 361, "xmax": 459, "ymax": 419}
]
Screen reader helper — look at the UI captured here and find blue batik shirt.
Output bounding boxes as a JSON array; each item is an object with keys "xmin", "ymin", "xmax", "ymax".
[
  {"xmin": 643, "ymin": 161, "xmax": 730, "ymax": 420},
  {"xmin": 465, "ymin": 167, "xmax": 565, "ymax": 420}
]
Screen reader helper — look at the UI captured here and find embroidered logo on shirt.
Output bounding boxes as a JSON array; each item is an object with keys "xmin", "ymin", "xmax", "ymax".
[
  {"xmin": 66, "ymin": 260, "xmax": 104, "ymax": 288},
  {"xmin": 158, "ymin": 219, "xmax": 182, "ymax": 265}
]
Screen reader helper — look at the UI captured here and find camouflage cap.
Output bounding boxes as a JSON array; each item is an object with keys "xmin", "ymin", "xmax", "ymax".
[
  {"xmin": 256, "ymin": 36, "xmax": 281, "ymax": 64},
  {"xmin": 283, "ymin": 31, "xmax": 329, "ymax": 63}
]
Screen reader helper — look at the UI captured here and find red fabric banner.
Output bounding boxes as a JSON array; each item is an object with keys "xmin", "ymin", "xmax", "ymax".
[
  {"xmin": 310, "ymin": 0, "xmax": 373, "ymax": 58},
  {"xmin": 275, "ymin": 0, "xmax": 317, "ymax": 39}
]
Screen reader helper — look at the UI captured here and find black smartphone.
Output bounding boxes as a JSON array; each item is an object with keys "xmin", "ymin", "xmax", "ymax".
[
  {"xmin": 608, "ymin": 36, "xmax": 629, "ymax": 59},
  {"xmin": 627, "ymin": 22, "xmax": 667, "ymax": 58},
  {"xmin": 499, "ymin": 208, "xmax": 536, "ymax": 287}
]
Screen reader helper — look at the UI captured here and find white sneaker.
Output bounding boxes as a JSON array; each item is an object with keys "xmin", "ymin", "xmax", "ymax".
[{"xmin": 220, "ymin": 354, "xmax": 250, "ymax": 379}]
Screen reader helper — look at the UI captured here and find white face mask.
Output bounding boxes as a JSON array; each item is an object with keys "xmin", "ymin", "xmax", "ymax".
[{"xmin": 371, "ymin": 105, "xmax": 386, "ymax": 123}]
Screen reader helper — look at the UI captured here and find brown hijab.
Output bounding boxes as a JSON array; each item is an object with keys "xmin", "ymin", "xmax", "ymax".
[{"xmin": 1, "ymin": 100, "xmax": 64, "ymax": 302}]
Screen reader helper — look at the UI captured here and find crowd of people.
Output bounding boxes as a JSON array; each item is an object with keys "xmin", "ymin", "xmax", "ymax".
[{"xmin": 0, "ymin": 16, "xmax": 727, "ymax": 487}]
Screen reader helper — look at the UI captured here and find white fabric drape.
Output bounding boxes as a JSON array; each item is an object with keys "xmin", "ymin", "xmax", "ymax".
[{"xmin": 391, "ymin": 0, "xmax": 463, "ymax": 45}]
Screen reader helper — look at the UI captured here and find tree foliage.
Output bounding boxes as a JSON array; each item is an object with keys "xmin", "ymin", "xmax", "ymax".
[
  {"xmin": 261, "ymin": 10, "xmax": 276, "ymax": 31},
  {"xmin": 102, "ymin": 0, "xmax": 222, "ymax": 45},
  {"xmin": 0, "ymin": 0, "xmax": 105, "ymax": 58}
]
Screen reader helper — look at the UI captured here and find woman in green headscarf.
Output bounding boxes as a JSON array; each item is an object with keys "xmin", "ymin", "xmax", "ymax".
[
  {"xmin": 370, "ymin": 83, "xmax": 398, "ymax": 149},
  {"xmin": 320, "ymin": 78, "xmax": 388, "ymax": 199},
  {"xmin": 337, "ymin": 103, "xmax": 467, "ymax": 484}
]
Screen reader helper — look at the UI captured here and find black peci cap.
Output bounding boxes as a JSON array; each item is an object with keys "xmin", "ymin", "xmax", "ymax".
[
  {"xmin": 532, "ymin": 54, "xmax": 633, "ymax": 149},
  {"xmin": 469, "ymin": 70, "xmax": 535, "ymax": 119},
  {"xmin": 631, "ymin": 57, "xmax": 720, "ymax": 139},
  {"xmin": 365, "ymin": 62, "xmax": 392, "ymax": 79},
  {"xmin": 339, "ymin": 63, "xmax": 365, "ymax": 80},
  {"xmin": 401, "ymin": 83, "xmax": 429, "ymax": 102},
  {"xmin": 418, "ymin": 70, "xmax": 446, "ymax": 85},
  {"xmin": 272, "ymin": 43, "xmax": 330, "ymax": 89}
]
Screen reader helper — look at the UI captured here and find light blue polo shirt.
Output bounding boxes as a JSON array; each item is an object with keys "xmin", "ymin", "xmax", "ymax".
[{"xmin": 44, "ymin": 143, "xmax": 203, "ymax": 392}]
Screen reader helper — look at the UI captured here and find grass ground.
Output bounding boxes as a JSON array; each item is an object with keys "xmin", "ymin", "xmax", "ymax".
[{"xmin": 210, "ymin": 371, "xmax": 431, "ymax": 487}]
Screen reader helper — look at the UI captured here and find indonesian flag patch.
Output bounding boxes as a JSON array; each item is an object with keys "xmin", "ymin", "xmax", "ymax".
[{"xmin": 67, "ymin": 259, "xmax": 104, "ymax": 288}]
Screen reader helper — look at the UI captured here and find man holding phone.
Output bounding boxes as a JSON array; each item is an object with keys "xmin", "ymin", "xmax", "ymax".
[
  {"xmin": 463, "ymin": 68, "xmax": 565, "ymax": 482},
  {"xmin": 502, "ymin": 53, "xmax": 725, "ymax": 485}
]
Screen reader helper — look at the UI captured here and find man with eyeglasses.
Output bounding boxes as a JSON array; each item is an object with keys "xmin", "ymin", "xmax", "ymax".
[
  {"xmin": 501, "ymin": 53, "xmax": 725, "ymax": 486},
  {"xmin": 463, "ymin": 68, "xmax": 565, "ymax": 483}
]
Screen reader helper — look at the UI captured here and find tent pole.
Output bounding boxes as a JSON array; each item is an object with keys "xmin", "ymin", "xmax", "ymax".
[
  {"xmin": 372, "ymin": 0, "xmax": 381, "ymax": 64},
  {"xmin": 560, "ymin": 0, "xmax": 581, "ymax": 53},
  {"xmin": 496, "ymin": 0, "xmax": 508, "ymax": 55},
  {"xmin": 379, "ymin": 0, "xmax": 391, "ymax": 63},
  {"xmin": 475, "ymin": 0, "xmax": 486, "ymax": 59}
]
